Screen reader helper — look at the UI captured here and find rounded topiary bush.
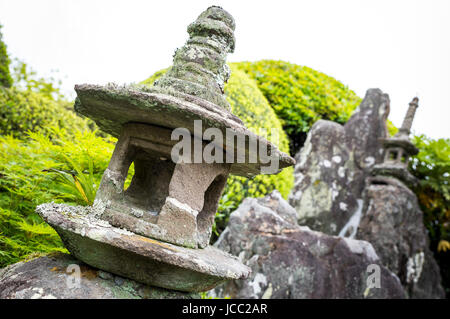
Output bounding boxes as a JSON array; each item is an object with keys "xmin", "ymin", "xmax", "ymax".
[
  {"xmin": 141, "ymin": 65, "xmax": 294, "ymax": 233},
  {"xmin": 221, "ymin": 65, "xmax": 293, "ymax": 213},
  {"xmin": 233, "ymin": 60, "xmax": 361, "ymax": 154},
  {"xmin": 0, "ymin": 87, "xmax": 91, "ymax": 139}
]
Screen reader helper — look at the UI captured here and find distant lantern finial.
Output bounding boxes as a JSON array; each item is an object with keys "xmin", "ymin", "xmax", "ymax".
[{"xmin": 397, "ymin": 97, "xmax": 419, "ymax": 137}]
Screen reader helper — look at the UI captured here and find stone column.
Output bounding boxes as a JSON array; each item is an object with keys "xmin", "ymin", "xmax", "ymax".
[{"xmin": 398, "ymin": 97, "xmax": 419, "ymax": 136}]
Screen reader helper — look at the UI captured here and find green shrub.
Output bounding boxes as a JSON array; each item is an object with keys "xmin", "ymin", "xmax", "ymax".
[
  {"xmin": 411, "ymin": 135, "xmax": 449, "ymax": 246},
  {"xmin": 233, "ymin": 60, "xmax": 361, "ymax": 154},
  {"xmin": 0, "ymin": 25, "xmax": 13, "ymax": 88},
  {"xmin": 142, "ymin": 64, "xmax": 293, "ymax": 237},
  {"xmin": 0, "ymin": 127, "xmax": 116, "ymax": 267},
  {"xmin": 410, "ymin": 135, "xmax": 450, "ymax": 295},
  {"xmin": 0, "ymin": 87, "xmax": 91, "ymax": 138},
  {"xmin": 11, "ymin": 59, "xmax": 65, "ymax": 101}
]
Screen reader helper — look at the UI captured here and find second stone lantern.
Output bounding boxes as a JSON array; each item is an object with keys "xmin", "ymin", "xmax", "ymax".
[
  {"xmin": 37, "ymin": 6, "xmax": 294, "ymax": 292},
  {"xmin": 371, "ymin": 97, "xmax": 420, "ymax": 187}
]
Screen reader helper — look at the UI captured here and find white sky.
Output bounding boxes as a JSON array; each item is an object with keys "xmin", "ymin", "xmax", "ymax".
[{"xmin": 0, "ymin": 0, "xmax": 449, "ymax": 139}]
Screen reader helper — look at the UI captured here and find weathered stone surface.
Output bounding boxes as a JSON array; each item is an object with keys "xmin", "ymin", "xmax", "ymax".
[
  {"xmin": 74, "ymin": 84, "xmax": 294, "ymax": 177},
  {"xmin": 288, "ymin": 120, "xmax": 358, "ymax": 235},
  {"xmin": 0, "ymin": 253, "xmax": 197, "ymax": 299},
  {"xmin": 344, "ymin": 88, "xmax": 390, "ymax": 173},
  {"xmin": 371, "ymin": 97, "xmax": 420, "ymax": 189},
  {"xmin": 211, "ymin": 191, "xmax": 406, "ymax": 299},
  {"xmin": 356, "ymin": 177, "xmax": 445, "ymax": 298},
  {"xmin": 94, "ymin": 122, "xmax": 231, "ymax": 248},
  {"xmin": 287, "ymin": 88, "xmax": 444, "ymax": 299},
  {"xmin": 152, "ymin": 6, "xmax": 235, "ymax": 110},
  {"xmin": 288, "ymin": 88, "xmax": 390, "ymax": 236},
  {"xmin": 36, "ymin": 203, "xmax": 251, "ymax": 293},
  {"xmin": 370, "ymin": 163, "xmax": 418, "ymax": 188}
]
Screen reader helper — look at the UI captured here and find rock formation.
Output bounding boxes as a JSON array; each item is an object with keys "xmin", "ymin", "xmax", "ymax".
[
  {"xmin": 288, "ymin": 91, "xmax": 444, "ymax": 298},
  {"xmin": 357, "ymin": 98, "xmax": 445, "ymax": 298},
  {"xmin": 211, "ymin": 191, "xmax": 406, "ymax": 299},
  {"xmin": 289, "ymin": 89, "xmax": 390, "ymax": 236},
  {"xmin": 0, "ymin": 253, "xmax": 196, "ymax": 299},
  {"xmin": 357, "ymin": 179, "xmax": 445, "ymax": 298}
]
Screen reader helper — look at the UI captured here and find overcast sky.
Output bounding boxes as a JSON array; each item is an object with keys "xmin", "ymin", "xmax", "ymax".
[{"xmin": 0, "ymin": 0, "xmax": 449, "ymax": 139}]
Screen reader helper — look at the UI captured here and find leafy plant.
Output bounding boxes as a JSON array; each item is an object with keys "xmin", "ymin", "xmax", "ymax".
[
  {"xmin": 438, "ymin": 240, "xmax": 450, "ymax": 253},
  {"xmin": 0, "ymin": 24, "xmax": 13, "ymax": 88},
  {"xmin": 411, "ymin": 135, "xmax": 450, "ymax": 244},
  {"xmin": 0, "ymin": 127, "xmax": 116, "ymax": 267},
  {"xmin": 43, "ymin": 153, "xmax": 96, "ymax": 206},
  {"xmin": 410, "ymin": 134, "xmax": 450, "ymax": 296},
  {"xmin": 11, "ymin": 58, "xmax": 64, "ymax": 101}
]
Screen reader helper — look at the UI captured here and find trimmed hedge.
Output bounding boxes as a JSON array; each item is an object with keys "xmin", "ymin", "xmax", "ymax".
[
  {"xmin": 0, "ymin": 87, "xmax": 91, "ymax": 138},
  {"xmin": 233, "ymin": 60, "xmax": 361, "ymax": 154},
  {"xmin": 221, "ymin": 65, "xmax": 293, "ymax": 218}
]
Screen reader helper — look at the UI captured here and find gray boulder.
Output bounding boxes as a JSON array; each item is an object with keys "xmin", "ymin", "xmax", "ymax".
[
  {"xmin": 211, "ymin": 191, "xmax": 406, "ymax": 299},
  {"xmin": 0, "ymin": 253, "xmax": 197, "ymax": 299},
  {"xmin": 356, "ymin": 177, "xmax": 445, "ymax": 298},
  {"xmin": 289, "ymin": 89, "xmax": 390, "ymax": 235}
]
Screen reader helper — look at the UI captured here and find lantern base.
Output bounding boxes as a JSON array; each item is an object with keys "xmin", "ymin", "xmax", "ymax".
[{"xmin": 36, "ymin": 203, "xmax": 251, "ymax": 293}]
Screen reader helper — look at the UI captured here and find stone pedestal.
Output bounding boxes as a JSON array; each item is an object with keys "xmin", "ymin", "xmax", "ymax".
[
  {"xmin": 0, "ymin": 253, "xmax": 198, "ymax": 299},
  {"xmin": 37, "ymin": 203, "xmax": 251, "ymax": 292}
]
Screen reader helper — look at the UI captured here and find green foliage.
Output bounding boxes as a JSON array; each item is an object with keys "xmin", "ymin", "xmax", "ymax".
[
  {"xmin": 11, "ymin": 59, "xmax": 65, "ymax": 101},
  {"xmin": 233, "ymin": 60, "xmax": 361, "ymax": 153},
  {"xmin": 0, "ymin": 24, "xmax": 13, "ymax": 88},
  {"xmin": 0, "ymin": 49, "xmax": 119, "ymax": 267},
  {"xmin": 411, "ymin": 135, "xmax": 450, "ymax": 245},
  {"xmin": 410, "ymin": 135, "xmax": 450, "ymax": 295},
  {"xmin": 0, "ymin": 86, "xmax": 91, "ymax": 138},
  {"xmin": 387, "ymin": 120, "xmax": 398, "ymax": 136},
  {"xmin": 216, "ymin": 66, "xmax": 293, "ymax": 233},
  {"xmin": 43, "ymin": 154, "xmax": 96, "ymax": 206},
  {"xmin": 0, "ymin": 127, "xmax": 116, "ymax": 267},
  {"xmin": 142, "ymin": 65, "xmax": 293, "ymax": 239}
]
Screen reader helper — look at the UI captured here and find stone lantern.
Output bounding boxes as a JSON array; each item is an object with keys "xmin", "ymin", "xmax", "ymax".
[
  {"xmin": 370, "ymin": 97, "xmax": 419, "ymax": 187},
  {"xmin": 37, "ymin": 6, "xmax": 294, "ymax": 292}
]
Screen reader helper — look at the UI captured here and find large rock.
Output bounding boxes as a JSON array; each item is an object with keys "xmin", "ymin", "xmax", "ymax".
[
  {"xmin": 0, "ymin": 253, "xmax": 197, "ymax": 299},
  {"xmin": 356, "ymin": 177, "xmax": 445, "ymax": 298},
  {"xmin": 286, "ymin": 87, "xmax": 444, "ymax": 298},
  {"xmin": 211, "ymin": 191, "xmax": 406, "ymax": 299},
  {"xmin": 289, "ymin": 89, "xmax": 390, "ymax": 235}
]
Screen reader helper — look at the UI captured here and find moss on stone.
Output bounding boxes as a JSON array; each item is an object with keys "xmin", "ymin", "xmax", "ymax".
[{"xmin": 141, "ymin": 65, "xmax": 294, "ymax": 227}]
